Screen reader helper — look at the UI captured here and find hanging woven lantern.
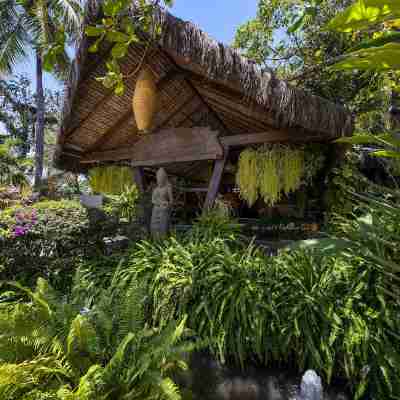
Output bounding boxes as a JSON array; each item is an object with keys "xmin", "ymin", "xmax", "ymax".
[{"xmin": 132, "ymin": 67, "xmax": 158, "ymax": 134}]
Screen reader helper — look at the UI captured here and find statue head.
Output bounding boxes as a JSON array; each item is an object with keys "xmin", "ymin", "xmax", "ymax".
[{"xmin": 156, "ymin": 168, "xmax": 168, "ymax": 187}]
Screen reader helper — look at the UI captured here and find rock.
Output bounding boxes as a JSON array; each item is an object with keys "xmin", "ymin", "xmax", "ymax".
[{"xmin": 103, "ymin": 235, "xmax": 130, "ymax": 255}]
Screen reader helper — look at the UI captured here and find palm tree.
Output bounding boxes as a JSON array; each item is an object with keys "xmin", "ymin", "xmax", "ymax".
[{"xmin": 0, "ymin": 0, "xmax": 82, "ymax": 188}]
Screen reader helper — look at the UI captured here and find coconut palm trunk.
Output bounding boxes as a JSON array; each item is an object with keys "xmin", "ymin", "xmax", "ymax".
[{"xmin": 34, "ymin": 50, "xmax": 45, "ymax": 189}]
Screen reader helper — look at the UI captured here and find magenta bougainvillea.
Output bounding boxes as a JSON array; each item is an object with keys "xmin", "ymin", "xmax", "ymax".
[{"xmin": 11, "ymin": 209, "xmax": 37, "ymax": 238}]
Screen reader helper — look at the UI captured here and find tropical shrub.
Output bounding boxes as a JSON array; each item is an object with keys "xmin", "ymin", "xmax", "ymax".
[
  {"xmin": 0, "ymin": 200, "xmax": 121, "ymax": 289},
  {"xmin": 293, "ymin": 189, "xmax": 400, "ymax": 398},
  {"xmin": 0, "ymin": 275, "xmax": 195, "ymax": 400},
  {"xmin": 103, "ymin": 184, "xmax": 139, "ymax": 223},
  {"xmin": 189, "ymin": 209, "xmax": 241, "ymax": 240}
]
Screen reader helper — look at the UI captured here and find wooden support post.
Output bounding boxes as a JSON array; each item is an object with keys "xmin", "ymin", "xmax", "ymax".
[
  {"xmin": 132, "ymin": 166, "xmax": 145, "ymax": 193},
  {"xmin": 203, "ymin": 147, "xmax": 229, "ymax": 211}
]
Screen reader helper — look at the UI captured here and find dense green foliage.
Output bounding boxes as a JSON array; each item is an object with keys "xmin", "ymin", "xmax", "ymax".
[
  {"xmin": 0, "ymin": 138, "xmax": 32, "ymax": 187},
  {"xmin": 234, "ymin": 0, "xmax": 394, "ymax": 135},
  {"xmin": 1, "ymin": 198, "xmax": 400, "ymax": 399},
  {"xmin": 55, "ymin": 209, "xmax": 399, "ymax": 399},
  {"xmin": 0, "ymin": 77, "xmax": 61, "ymax": 157},
  {"xmin": 294, "ymin": 186, "xmax": 400, "ymax": 398},
  {"xmin": 84, "ymin": 0, "xmax": 173, "ymax": 95},
  {"xmin": 111, "ymin": 231, "xmax": 399, "ymax": 399},
  {"xmin": 101, "ymin": 185, "xmax": 140, "ymax": 223},
  {"xmin": 0, "ymin": 200, "xmax": 120, "ymax": 289},
  {"xmin": 0, "ymin": 275, "xmax": 194, "ymax": 399}
]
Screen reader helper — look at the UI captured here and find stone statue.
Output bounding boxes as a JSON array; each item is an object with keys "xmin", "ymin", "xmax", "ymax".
[{"xmin": 150, "ymin": 168, "xmax": 173, "ymax": 239}]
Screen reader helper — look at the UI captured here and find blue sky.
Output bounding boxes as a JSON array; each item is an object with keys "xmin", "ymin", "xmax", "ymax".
[{"xmin": 12, "ymin": 0, "xmax": 259, "ymax": 92}]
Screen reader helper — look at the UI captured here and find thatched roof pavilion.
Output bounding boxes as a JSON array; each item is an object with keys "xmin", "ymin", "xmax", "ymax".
[{"xmin": 55, "ymin": 0, "xmax": 353, "ymax": 208}]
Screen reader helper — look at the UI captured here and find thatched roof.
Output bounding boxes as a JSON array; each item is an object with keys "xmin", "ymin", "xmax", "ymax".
[{"xmin": 55, "ymin": 0, "xmax": 353, "ymax": 173}]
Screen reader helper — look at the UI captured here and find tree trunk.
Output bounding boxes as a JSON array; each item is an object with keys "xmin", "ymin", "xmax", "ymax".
[{"xmin": 34, "ymin": 51, "xmax": 45, "ymax": 189}]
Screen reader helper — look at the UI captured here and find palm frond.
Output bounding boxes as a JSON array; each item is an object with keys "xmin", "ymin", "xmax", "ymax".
[
  {"xmin": 0, "ymin": 13, "xmax": 28, "ymax": 73},
  {"xmin": 50, "ymin": 0, "xmax": 83, "ymax": 40}
]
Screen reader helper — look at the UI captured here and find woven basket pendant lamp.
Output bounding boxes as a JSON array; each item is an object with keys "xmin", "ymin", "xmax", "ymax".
[{"xmin": 132, "ymin": 67, "xmax": 158, "ymax": 134}]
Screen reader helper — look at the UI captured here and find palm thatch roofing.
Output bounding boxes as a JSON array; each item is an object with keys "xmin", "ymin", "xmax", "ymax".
[{"xmin": 55, "ymin": 0, "xmax": 353, "ymax": 174}]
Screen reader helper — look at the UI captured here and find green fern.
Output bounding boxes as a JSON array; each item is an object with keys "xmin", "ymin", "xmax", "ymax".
[{"xmin": 0, "ymin": 274, "xmax": 196, "ymax": 400}]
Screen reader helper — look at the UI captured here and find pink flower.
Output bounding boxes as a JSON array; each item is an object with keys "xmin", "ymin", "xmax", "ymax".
[{"xmin": 13, "ymin": 225, "xmax": 27, "ymax": 237}]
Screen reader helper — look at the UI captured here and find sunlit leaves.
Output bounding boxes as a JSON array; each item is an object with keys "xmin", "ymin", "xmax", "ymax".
[
  {"xmin": 332, "ymin": 42, "xmax": 400, "ymax": 71},
  {"xmin": 328, "ymin": 0, "xmax": 400, "ymax": 32},
  {"xmin": 42, "ymin": 29, "xmax": 67, "ymax": 72},
  {"xmin": 371, "ymin": 150, "xmax": 400, "ymax": 159},
  {"xmin": 349, "ymin": 31, "xmax": 400, "ymax": 52},
  {"xmin": 336, "ymin": 132, "xmax": 400, "ymax": 147},
  {"xmin": 287, "ymin": 2, "xmax": 320, "ymax": 34},
  {"xmin": 106, "ymin": 30, "xmax": 130, "ymax": 43},
  {"xmin": 84, "ymin": 0, "xmax": 168, "ymax": 95},
  {"xmin": 85, "ymin": 26, "xmax": 104, "ymax": 36}
]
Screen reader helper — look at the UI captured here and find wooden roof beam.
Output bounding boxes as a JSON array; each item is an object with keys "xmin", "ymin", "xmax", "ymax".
[
  {"xmin": 82, "ymin": 127, "xmax": 223, "ymax": 164},
  {"xmin": 220, "ymin": 130, "xmax": 322, "ymax": 147},
  {"xmin": 79, "ymin": 128, "xmax": 329, "ymax": 165}
]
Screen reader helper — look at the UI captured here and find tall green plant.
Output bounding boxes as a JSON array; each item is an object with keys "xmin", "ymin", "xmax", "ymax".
[{"xmin": 109, "ymin": 226, "xmax": 400, "ymax": 398}]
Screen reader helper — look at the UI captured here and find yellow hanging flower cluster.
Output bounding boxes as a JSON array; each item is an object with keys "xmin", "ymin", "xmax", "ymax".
[
  {"xmin": 281, "ymin": 146, "xmax": 304, "ymax": 195},
  {"xmin": 236, "ymin": 145, "xmax": 306, "ymax": 206},
  {"xmin": 259, "ymin": 147, "xmax": 281, "ymax": 205},
  {"xmin": 236, "ymin": 148, "xmax": 258, "ymax": 206},
  {"xmin": 89, "ymin": 166, "xmax": 134, "ymax": 195}
]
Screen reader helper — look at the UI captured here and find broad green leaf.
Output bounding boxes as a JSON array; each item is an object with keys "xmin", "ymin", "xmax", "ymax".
[
  {"xmin": 111, "ymin": 43, "xmax": 128, "ymax": 59},
  {"xmin": 103, "ymin": 0, "xmax": 125, "ymax": 16},
  {"xmin": 328, "ymin": 0, "xmax": 400, "ymax": 32},
  {"xmin": 337, "ymin": 133, "xmax": 400, "ymax": 148},
  {"xmin": 114, "ymin": 82, "xmax": 125, "ymax": 96},
  {"xmin": 88, "ymin": 41, "xmax": 99, "ymax": 53},
  {"xmin": 335, "ymin": 134, "xmax": 380, "ymax": 145},
  {"xmin": 349, "ymin": 31, "xmax": 400, "ymax": 52},
  {"xmin": 331, "ymin": 42, "xmax": 400, "ymax": 71},
  {"xmin": 375, "ymin": 133, "xmax": 400, "ymax": 148},
  {"xmin": 106, "ymin": 31, "xmax": 130, "ymax": 43},
  {"xmin": 43, "ymin": 51, "xmax": 56, "ymax": 72},
  {"xmin": 370, "ymin": 150, "xmax": 400, "ymax": 158},
  {"xmin": 85, "ymin": 26, "xmax": 104, "ymax": 37}
]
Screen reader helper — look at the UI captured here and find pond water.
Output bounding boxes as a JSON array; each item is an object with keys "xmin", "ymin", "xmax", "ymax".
[{"xmin": 180, "ymin": 352, "xmax": 350, "ymax": 400}]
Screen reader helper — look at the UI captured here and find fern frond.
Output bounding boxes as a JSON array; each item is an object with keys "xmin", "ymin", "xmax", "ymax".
[
  {"xmin": 159, "ymin": 377, "xmax": 181, "ymax": 400},
  {"xmin": 66, "ymin": 315, "xmax": 97, "ymax": 375},
  {"xmin": 116, "ymin": 278, "xmax": 146, "ymax": 343}
]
